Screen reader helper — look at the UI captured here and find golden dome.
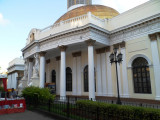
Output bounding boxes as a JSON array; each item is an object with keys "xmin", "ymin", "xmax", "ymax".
[{"xmin": 55, "ymin": 5, "xmax": 119, "ymax": 24}]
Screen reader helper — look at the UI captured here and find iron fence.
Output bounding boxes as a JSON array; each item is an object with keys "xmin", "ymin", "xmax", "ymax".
[{"xmin": 25, "ymin": 96, "xmax": 160, "ymax": 120}]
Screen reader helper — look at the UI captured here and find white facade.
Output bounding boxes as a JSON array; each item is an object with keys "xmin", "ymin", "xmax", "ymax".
[
  {"xmin": 21, "ymin": 0, "xmax": 160, "ymax": 100},
  {"xmin": 7, "ymin": 58, "xmax": 24, "ymax": 89}
]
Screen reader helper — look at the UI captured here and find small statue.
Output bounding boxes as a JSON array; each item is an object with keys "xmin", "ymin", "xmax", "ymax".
[
  {"xmin": 21, "ymin": 59, "xmax": 28, "ymax": 80},
  {"xmin": 32, "ymin": 53, "xmax": 39, "ymax": 78}
]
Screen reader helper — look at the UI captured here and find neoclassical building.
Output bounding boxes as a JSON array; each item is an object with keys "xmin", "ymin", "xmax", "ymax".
[{"xmin": 21, "ymin": 0, "xmax": 160, "ymax": 100}]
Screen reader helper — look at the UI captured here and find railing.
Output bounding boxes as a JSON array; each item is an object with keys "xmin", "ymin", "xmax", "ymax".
[{"xmin": 25, "ymin": 96, "xmax": 160, "ymax": 120}]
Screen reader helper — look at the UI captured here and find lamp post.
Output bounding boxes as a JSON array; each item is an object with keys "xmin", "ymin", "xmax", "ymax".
[{"xmin": 109, "ymin": 48, "xmax": 123, "ymax": 105}]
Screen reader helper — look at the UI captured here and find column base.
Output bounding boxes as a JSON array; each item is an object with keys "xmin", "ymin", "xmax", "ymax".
[
  {"xmin": 89, "ymin": 98, "xmax": 96, "ymax": 101},
  {"xmin": 60, "ymin": 96, "xmax": 66, "ymax": 101}
]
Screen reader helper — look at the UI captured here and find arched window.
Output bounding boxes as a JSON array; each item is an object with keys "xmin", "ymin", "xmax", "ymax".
[
  {"xmin": 132, "ymin": 57, "xmax": 151, "ymax": 94},
  {"xmin": 66, "ymin": 67, "xmax": 72, "ymax": 91},
  {"xmin": 52, "ymin": 70, "xmax": 56, "ymax": 83},
  {"xmin": 84, "ymin": 65, "xmax": 96, "ymax": 92}
]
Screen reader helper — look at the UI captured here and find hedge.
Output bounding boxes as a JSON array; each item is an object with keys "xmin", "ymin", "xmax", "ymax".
[
  {"xmin": 22, "ymin": 86, "xmax": 55, "ymax": 101},
  {"xmin": 76, "ymin": 100, "xmax": 160, "ymax": 120}
]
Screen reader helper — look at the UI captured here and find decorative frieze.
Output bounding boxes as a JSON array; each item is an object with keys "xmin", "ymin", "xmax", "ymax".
[
  {"xmin": 110, "ymin": 17, "xmax": 160, "ymax": 44},
  {"xmin": 39, "ymin": 52, "xmax": 46, "ymax": 56},
  {"xmin": 85, "ymin": 39, "xmax": 96, "ymax": 46},
  {"xmin": 96, "ymin": 47, "xmax": 106, "ymax": 54},
  {"xmin": 56, "ymin": 56, "xmax": 61, "ymax": 61},
  {"xmin": 58, "ymin": 45, "xmax": 67, "ymax": 51},
  {"xmin": 72, "ymin": 51, "xmax": 81, "ymax": 57},
  {"xmin": 113, "ymin": 43, "xmax": 119, "ymax": 49},
  {"xmin": 96, "ymin": 46, "xmax": 110, "ymax": 54}
]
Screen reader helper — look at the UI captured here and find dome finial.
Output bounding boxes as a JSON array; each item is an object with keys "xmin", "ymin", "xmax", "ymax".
[{"xmin": 67, "ymin": 0, "xmax": 92, "ymax": 10}]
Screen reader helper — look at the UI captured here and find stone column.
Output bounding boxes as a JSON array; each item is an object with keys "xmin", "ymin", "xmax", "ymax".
[
  {"xmin": 86, "ymin": 39, "xmax": 96, "ymax": 100},
  {"xmin": 59, "ymin": 46, "xmax": 67, "ymax": 100},
  {"xmin": 77, "ymin": 55, "xmax": 82, "ymax": 95},
  {"xmin": 28, "ymin": 58, "xmax": 33, "ymax": 85},
  {"xmin": 96, "ymin": 50, "xmax": 102, "ymax": 96},
  {"xmin": 101, "ymin": 51, "xmax": 107, "ymax": 96},
  {"xmin": 149, "ymin": 33, "xmax": 160, "ymax": 100},
  {"xmin": 39, "ymin": 52, "xmax": 46, "ymax": 88},
  {"xmin": 106, "ymin": 47, "xmax": 113, "ymax": 96},
  {"xmin": 7, "ymin": 74, "xmax": 11, "ymax": 89},
  {"xmin": 72, "ymin": 51, "xmax": 82, "ymax": 95},
  {"xmin": 56, "ymin": 56, "xmax": 61, "ymax": 95},
  {"xmin": 120, "ymin": 42, "xmax": 129, "ymax": 98},
  {"xmin": 14, "ymin": 72, "xmax": 18, "ymax": 89},
  {"xmin": 72, "ymin": 54, "xmax": 77, "ymax": 95}
]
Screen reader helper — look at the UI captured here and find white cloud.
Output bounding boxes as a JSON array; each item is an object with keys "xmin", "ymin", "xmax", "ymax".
[
  {"xmin": 0, "ymin": 13, "xmax": 9, "ymax": 26},
  {"xmin": 93, "ymin": 0, "xmax": 149, "ymax": 13}
]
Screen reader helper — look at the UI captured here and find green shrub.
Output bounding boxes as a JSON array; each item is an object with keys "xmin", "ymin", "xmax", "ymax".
[
  {"xmin": 22, "ymin": 86, "xmax": 55, "ymax": 101},
  {"xmin": 76, "ymin": 100, "xmax": 160, "ymax": 120}
]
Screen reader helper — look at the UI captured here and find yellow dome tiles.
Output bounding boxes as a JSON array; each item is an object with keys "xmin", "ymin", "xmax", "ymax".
[{"xmin": 55, "ymin": 5, "xmax": 119, "ymax": 24}]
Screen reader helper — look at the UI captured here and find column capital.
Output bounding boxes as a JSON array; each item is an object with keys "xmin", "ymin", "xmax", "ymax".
[
  {"xmin": 58, "ymin": 45, "xmax": 67, "ymax": 51},
  {"xmin": 72, "ymin": 51, "xmax": 81, "ymax": 57},
  {"xmin": 149, "ymin": 33, "xmax": 157, "ymax": 41},
  {"xmin": 113, "ymin": 43, "xmax": 120, "ymax": 49},
  {"xmin": 85, "ymin": 39, "xmax": 96, "ymax": 46},
  {"xmin": 120, "ymin": 41, "xmax": 126, "ymax": 48},
  {"xmin": 56, "ymin": 56, "xmax": 61, "ymax": 61},
  {"xmin": 39, "ymin": 52, "xmax": 46, "ymax": 56},
  {"xmin": 29, "ymin": 58, "xmax": 34, "ymax": 62}
]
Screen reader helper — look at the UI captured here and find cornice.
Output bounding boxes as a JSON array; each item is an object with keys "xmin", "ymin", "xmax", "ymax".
[
  {"xmin": 110, "ymin": 13, "xmax": 160, "ymax": 34},
  {"xmin": 22, "ymin": 23, "xmax": 109, "ymax": 52},
  {"xmin": 7, "ymin": 64, "xmax": 25, "ymax": 71},
  {"xmin": 21, "ymin": 40, "xmax": 39, "ymax": 52}
]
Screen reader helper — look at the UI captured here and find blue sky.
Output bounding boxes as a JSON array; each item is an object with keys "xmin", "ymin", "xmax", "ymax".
[{"xmin": 0, "ymin": 0, "xmax": 149, "ymax": 72}]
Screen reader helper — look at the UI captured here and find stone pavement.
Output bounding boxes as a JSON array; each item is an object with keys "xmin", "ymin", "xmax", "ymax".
[{"xmin": 0, "ymin": 110, "xmax": 57, "ymax": 120}]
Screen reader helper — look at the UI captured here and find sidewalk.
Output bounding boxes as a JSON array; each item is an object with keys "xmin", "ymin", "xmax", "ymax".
[{"xmin": 0, "ymin": 110, "xmax": 57, "ymax": 120}]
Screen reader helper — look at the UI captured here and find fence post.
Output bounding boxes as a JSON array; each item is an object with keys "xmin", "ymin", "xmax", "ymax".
[
  {"xmin": 48, "ymin": 98, "xmax": 51, "ymax": 112},
  {"xmin": 140, "ymin": 103, "xmax": 142, "ymax": 107},
  {"xmin": 97, "ymin": 107, "xmax": 99, "ymax": 120},
  {"xmin": 67, "ymin": 96, "xmax": 70, "ymax": 119},
  {"xmin": 75, "ymin": 96, "xmax": 77, "ymax": 102}
]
